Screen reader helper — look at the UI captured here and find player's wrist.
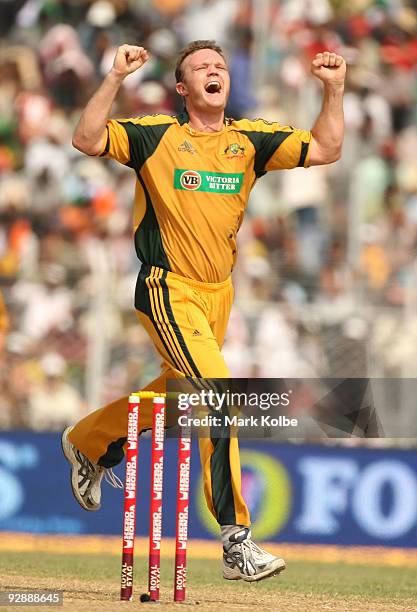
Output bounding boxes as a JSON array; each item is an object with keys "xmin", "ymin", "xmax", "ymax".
[
  {"xmin": 322, "ymin": 80, "xmax": 345, "ymax": 93},
  {"xmin": 107, "ymin": 68, "xmax": 127, "ymax": 85}
]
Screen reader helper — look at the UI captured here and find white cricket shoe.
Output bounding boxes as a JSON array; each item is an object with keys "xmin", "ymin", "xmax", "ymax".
[
  {"xmin": 223, "ymin": 528, "xmax": 286, "ymax": 582},
  {"xmin": 61, "ymin": 426, "xmax": 123, "ymax": 511}
]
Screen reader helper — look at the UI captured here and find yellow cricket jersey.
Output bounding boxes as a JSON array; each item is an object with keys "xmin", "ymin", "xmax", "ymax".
[{"xmin": 99, "ymin": 110, "xmax": 311, "ymax": 284}]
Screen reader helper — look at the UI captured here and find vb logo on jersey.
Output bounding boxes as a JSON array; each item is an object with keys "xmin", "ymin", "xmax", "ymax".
[
  {"xmin": 179, "ymin": 170, "xmax": 202, "ymax": 190},
  {"xmin": 174, "ymin": 170, "xmax": 243, "ymax": 194}
]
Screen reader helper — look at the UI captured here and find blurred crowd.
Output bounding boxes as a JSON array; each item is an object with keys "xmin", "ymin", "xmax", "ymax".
[{"xmin": 1, "ymin": 0, "xmax": 417, "ymax": 435}]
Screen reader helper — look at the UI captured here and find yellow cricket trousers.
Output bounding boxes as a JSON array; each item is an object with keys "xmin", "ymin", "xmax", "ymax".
[{"xmin": 68, "ymin": 264, "xmax": 250, "ymax": 527}]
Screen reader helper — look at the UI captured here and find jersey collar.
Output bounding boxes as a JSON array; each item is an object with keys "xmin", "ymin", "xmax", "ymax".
[{"xmin": 176, "ymin": 109, "xmax": 231, "ymax": 128}]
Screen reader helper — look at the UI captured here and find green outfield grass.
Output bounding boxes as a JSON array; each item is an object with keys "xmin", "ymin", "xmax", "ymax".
[{"xmin": 1, "ymin": 550, "xmax": 417, "ymax": 608}]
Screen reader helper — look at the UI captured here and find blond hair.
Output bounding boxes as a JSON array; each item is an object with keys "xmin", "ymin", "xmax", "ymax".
[{"xmin": 175, "ymin": 40, "xmax": 225, "ymax": 82}]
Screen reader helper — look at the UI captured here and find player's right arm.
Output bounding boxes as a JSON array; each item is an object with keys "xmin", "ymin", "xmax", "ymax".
[{"xmin": 72, "ymin": 45, "xmax": 149, "ymax": 156}]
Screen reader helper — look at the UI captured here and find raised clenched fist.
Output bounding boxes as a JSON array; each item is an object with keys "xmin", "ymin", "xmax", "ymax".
[
  {"xmin": 111, "ymin": 45, "xmax": 149, "ymax": 78},
  {"xmin": 311, "ymin": 52, "xmax": 346, "ymax": 85}
]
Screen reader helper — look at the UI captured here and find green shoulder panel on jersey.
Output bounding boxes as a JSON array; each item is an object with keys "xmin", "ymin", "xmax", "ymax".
[
  {"xmin": 232, "ymin": 118, "xmax": 293, "ymax": 178},
  {"xmin": 118, "ymin": 114, "xmax": 177, "ymax": 171}
]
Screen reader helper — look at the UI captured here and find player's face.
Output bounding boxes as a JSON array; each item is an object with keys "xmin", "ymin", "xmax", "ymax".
[{"xmin": 176, "ymin": 49, "xmax": 230, "ymax": 113}]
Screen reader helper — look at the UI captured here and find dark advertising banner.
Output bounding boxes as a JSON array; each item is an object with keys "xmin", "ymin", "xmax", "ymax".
[{"xmin": 0, "ymin": 432, "xmax": 416, "ymax": 548}]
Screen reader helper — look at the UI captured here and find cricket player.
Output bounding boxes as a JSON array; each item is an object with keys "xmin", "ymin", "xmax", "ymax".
[{"xmin": 62, "ymin": 40, "xmax": 345, "ymax": 582}]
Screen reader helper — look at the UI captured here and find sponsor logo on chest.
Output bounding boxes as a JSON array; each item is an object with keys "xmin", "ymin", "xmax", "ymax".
[
  {"xmin": 174, "ymin": 169, "xmax": 243, "ymax": 194},
  {"xmin": 178, "ymin": 140, "xmax": 197, "ymax": 154},
  {"xmin": 223, "ymin": 143, "xmax": 246, "ymax": 158}
]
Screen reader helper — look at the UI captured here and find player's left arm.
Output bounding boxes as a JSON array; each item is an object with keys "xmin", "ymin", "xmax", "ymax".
[{"xmin": 308, "ymin": 52, "xmax": 346, "ymax": 166}]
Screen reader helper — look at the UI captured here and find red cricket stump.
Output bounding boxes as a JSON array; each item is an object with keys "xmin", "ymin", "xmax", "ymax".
[
  {"xmin": 120, "ymin": 395, "xmax": 140, "ymax": 601},
  {"xmin": 120, "ymin": 392, "xmax": 191, "ymax": 603},
  {"xmin": 174, "ymin": 423, "xmax": 191, "ymax": 602},
  {"xmin": 148, "ymin": 396, "xmax": 166, "ymax": 601}
]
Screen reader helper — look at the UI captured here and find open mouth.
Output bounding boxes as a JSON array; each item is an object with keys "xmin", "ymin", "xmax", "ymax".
[{"xmin": 205, "ymin": 81, "xmax": 222, "ymax": 94}]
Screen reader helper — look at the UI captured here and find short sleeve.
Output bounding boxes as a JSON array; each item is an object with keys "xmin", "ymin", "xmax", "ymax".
[
  {"xmin": 98, "ymin": 115, "xmax": 176, "ymax": 170},
  {"xmin": 264, "ymin": 126, "xmax": 311, "ymax": 171},
  {"xmin": 236, "ymin": 119, "xmax": 311, "ymax": 177},
  {"xmin": 98, "ymin": 119, "xmax": 130, "ymax": 165}
]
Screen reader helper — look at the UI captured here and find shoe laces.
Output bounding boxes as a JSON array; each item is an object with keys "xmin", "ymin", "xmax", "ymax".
[
  {"xmin": 230, "ymin": 537, "xmax": 265, "ymax": 570},
  {"xmin": 77, "ymin": 451, "xmax": 100, "ymax": 481},
  {"xmin": 235, "ymin": 538, "xmax": 259, "ymax": 575},
  {"xmin": 104, "ymin": 468, "xmax": 124, "ymax": 489},
  {"xmin": 243, "ymin": 538, "xmax": 266, "ymax": 561}
]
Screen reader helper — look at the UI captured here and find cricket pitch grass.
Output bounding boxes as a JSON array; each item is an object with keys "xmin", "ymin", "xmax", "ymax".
[{"xmin": 1, "ymin": 534, "xmax": 417, "ymax": 611}]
